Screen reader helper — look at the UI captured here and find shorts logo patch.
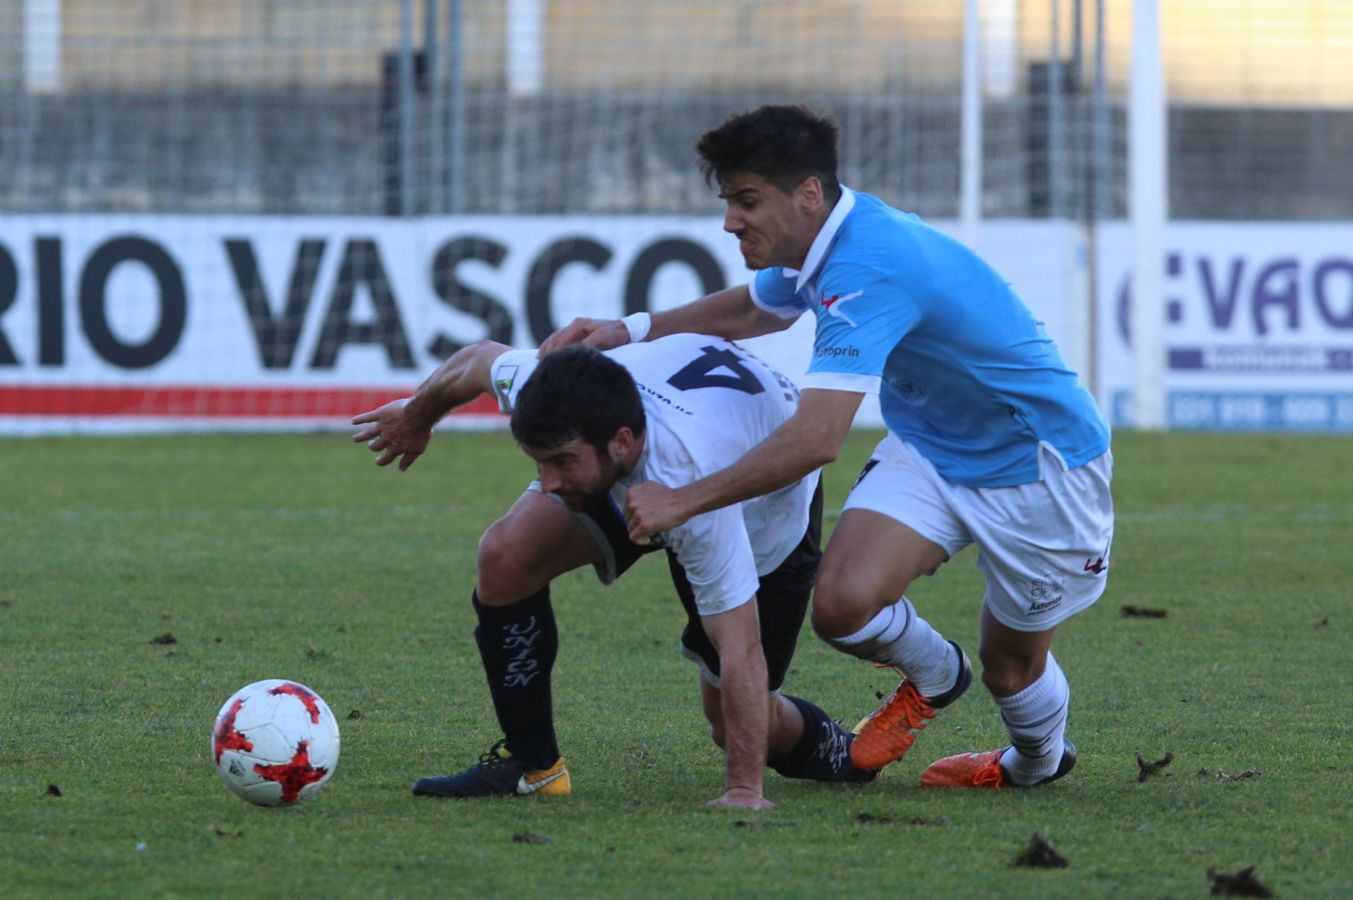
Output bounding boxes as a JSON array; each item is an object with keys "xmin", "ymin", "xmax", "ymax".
[
  {"xmin": 1029, "ymin": 573, "xmax": 1065, "ymax": 614},
  {"xmin": 1083, "ymin": 555, "xmax": 1107, "ymax": 575}
]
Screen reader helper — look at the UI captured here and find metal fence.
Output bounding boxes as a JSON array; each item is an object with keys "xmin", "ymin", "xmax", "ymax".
[{"xmin": 2, "ymin": 0, "xmax": 1350, "ymax": 220}]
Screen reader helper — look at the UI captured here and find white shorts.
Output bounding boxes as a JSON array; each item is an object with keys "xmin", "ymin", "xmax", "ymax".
[{"xmin": 842, "ymin": 434, "xmax": 1114, "ymax": 632}]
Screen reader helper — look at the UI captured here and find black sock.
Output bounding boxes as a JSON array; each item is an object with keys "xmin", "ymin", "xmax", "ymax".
[
  {"xmin": 472, "ymin": 588, "xmax": 560, "ymax": 769},
  {"xmin": 768, "ymin": 695, "xmax": 875, "ymax": 783}
]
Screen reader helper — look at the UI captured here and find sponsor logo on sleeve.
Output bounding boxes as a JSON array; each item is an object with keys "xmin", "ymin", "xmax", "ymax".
[{"xmin": 818, "ymin": 289, "xmax": 863, "ymax": 327}]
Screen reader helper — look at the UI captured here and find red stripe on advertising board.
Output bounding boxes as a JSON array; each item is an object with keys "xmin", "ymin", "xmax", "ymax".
[{"xmin": 0, "ymin": 386, "xmax": 502, "ymax": 418}]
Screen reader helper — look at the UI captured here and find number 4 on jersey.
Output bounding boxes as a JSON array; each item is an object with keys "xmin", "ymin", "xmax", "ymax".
[{"xmin": 666, "ymin": 346, "xmax": 766, "ymax": 395}]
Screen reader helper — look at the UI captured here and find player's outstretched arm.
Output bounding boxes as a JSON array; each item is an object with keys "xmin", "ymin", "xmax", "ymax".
[
  {"xmin": 536, "ymin": 316, "xmax": 630, "ymax": 355},
  {"xmin": 624, "ymin": 388, "xmax": 863, "ymax": 542},
  {"xmin": 351, "ymin": 339, "xmax": 511, "ymax": 471},
  {"xmin": 701, "ymin": 598, "xmax": 773, "ymax": 811},
  {"xmin": 539, "ymin": 285, "xmax": 795, "ymax": 355}
]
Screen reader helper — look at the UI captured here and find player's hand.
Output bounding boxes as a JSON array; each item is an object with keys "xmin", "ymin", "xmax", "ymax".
[
  {"xmin": 351, "ymin": 398, "xmax": 431, "ymax": 471},
  {"xmin": 539, "ymin": 317, "xmax": 631, "ymax": 356},
  {"xmin": 708, "ymin": 788, "xmax": 774, "ymax": 811},
  {"xmin": 623, "ymin": 481, "xmax": 691, "ymax": 544}
]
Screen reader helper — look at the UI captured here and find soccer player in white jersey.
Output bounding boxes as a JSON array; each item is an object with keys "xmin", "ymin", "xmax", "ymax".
[
  {"xmin": 542, "ymin": 105, "xmax": 1115, "ymax": 790},
  {"xmin": 352, "ymin": 333, "xmax": 879, "ymax": 809}
]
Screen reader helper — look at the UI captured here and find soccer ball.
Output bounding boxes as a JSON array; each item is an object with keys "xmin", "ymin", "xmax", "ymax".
[{"xmin": 211, "ymin": 679, "xmax": 340, "ymax": 807}]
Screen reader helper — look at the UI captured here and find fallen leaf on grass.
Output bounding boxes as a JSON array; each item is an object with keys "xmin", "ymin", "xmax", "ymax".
[
  {"xmin": 1012, "ymin": 832, "xmax": 1067, "ymax": 868},
  {"xmin": 149, "ymin": 633, "xmax": 178, "ymax": 645},
  {"xmin": 1215, "ymin": 769, "xmax": 1260, "ymax": 782},
  {"xmin": 1207, "ymin": 866, "xmax": 1274, "ymax": 897},
  {"xmin": 46, "ymin": 784, "xmax": 61, "ymax": 797},
  {"xmin": 1136, "ymin": 752, "xmax": 1174, "ymax": 782},
  {"xmin": 1121, "ymin": 605, "xmax": 1168, "ymax": 619},
  {"xmin": 512, "ymin": 832, "xmax": 550, "ymax": 845}
]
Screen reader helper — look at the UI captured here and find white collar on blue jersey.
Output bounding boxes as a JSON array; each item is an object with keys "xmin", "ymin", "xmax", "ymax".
[{"xmin": 781, "ymin": 185, "xmax": 856, "ymax": 294}]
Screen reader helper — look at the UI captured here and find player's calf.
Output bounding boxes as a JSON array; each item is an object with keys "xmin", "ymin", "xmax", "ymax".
[{"xmin": 768, "ymin": 696, "xmax": 879, "ymax": 784}]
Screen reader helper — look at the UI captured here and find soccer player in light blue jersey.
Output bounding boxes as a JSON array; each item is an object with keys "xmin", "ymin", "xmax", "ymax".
[{"xmin": 543, "ymin": 105, "xmax": 1114, "ymax": 789}]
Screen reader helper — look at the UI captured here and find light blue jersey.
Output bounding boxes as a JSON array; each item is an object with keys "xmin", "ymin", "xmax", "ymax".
[{"xmin": 750, "ymin": 188, "xmax": 1110, "ymax": 488}]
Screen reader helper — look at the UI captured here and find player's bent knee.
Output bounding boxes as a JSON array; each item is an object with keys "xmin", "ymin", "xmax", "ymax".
[
  {"xmin": 809, "ymin": 600, "xmax": 865, "ymax": 640},
  {"xmin": 812, "ymin": 562, "xmax": 914, "ymax": 639},
  {"xmin": 809, "ymin": 583, "xmax": 882, "ymax": 639},
  {"xmin": 476, "ymin": 526, "xmax": 545, "ymax": 606}
]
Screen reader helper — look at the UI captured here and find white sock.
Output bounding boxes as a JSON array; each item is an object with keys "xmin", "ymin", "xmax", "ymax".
[
  {"xmin": 997, "ymin": 653, "xmax": 1069, "ymax": 785},
  {"xmin": 825, "ymin": 598, "xmax": 957, "ymax": 698}
]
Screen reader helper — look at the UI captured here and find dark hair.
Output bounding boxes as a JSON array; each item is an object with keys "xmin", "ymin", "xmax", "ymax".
[
  {"xmin": 696, "ymin": 104, "xmax": 841, "ymax": 200},
  {"xmin": 511, "ymin": 346, "xmax": 646, "ymax": 453}
]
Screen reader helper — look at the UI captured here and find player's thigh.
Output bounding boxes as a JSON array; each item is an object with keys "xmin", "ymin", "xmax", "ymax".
[
  {"xmin": 751, "ymin": 538, "xmax": 817, "ymax": 690},
  {"xmin": 814, "ymin": 436, "xmax": 971, "ymax": 633},
  {"xmin": 671, "ymin": 545, "xmax": 811, "ymax": 693},
  {"xmin": 476, "ymin": 490, "xmax": 604, "ymax": 604},
  {"xmin": 966, "ymin": 450, "xmax": 1114, "ymax": 634},
  {"xmin": 813, "ymin": 509, "xmax": 951, "ymax": 634}
]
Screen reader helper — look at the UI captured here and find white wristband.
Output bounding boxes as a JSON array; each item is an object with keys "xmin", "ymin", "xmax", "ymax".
[{"xmin": 621, "ymin": 311, "xmax": 652, "ymax": 344}]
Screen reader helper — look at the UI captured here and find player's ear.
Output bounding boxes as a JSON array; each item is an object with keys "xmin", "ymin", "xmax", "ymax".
[
  {"xmin": 608, "ymin": 426, "xmax": 636, "ymax": 461},
  {"xmin": 796, "ymin": 176, "xmax": 823, "ymax": 213}
]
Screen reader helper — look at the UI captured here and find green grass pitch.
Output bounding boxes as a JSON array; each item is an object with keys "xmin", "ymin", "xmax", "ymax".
[{"xmin": 0, "ymin": 429, "xmax": 1349, "ymax": 897}]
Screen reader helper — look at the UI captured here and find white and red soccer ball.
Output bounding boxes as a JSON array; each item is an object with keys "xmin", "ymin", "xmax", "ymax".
[{"xmin": 212, "ymin": 679, "xmax": 340, "ymax": 806}]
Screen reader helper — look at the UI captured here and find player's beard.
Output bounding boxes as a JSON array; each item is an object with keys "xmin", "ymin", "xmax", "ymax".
[{"xmin": 557, "ymin": 452, "xmax": 624, "ymax": 512}]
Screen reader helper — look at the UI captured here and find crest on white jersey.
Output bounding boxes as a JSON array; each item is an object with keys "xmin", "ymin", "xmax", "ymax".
[{"xmin": 494, "ymin": 365, "xmax": 520, "ymax": 397}]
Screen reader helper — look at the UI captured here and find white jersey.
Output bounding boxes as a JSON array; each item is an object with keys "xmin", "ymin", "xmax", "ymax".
[{"xmin": 490, "ymin": 333, "xmax": 818, "ymax": 616}]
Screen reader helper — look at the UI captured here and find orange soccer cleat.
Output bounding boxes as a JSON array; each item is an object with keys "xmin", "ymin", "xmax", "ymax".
[
  {"xmin": 920, "ymin": 740, "xmax": 1077, "ymax": 789},
  {"xmin": 849, "ymin": 642, "xmax": 972, "ymax": 770}
]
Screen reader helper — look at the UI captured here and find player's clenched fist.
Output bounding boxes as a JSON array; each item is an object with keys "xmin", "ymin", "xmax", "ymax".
[{"xmin": 623, "ymin": 480, "xmax": 692, "ymax": 544}]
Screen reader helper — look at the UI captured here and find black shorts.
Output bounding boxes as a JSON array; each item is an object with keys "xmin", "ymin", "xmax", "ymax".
[{"xmin": 579, "ymin": 481, "xmax": 823, "ymax": 692}]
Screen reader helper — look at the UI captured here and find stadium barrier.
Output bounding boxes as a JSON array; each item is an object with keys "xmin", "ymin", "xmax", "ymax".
[{"xmin": 2, "ymin": 216, "xmax": 1349, "ymax": 434}]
